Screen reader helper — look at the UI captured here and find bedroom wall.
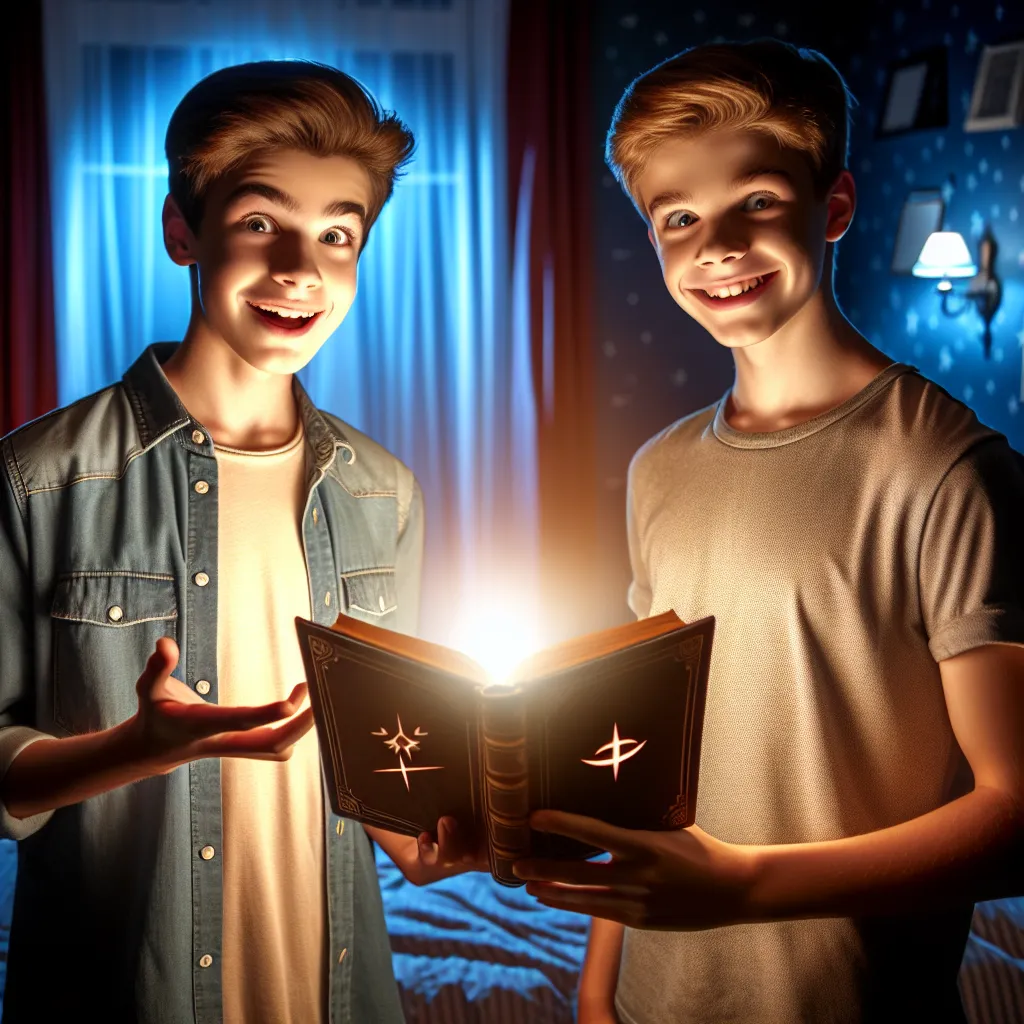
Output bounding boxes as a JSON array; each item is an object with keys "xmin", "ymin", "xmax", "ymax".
[
  {"xmin": 836, "ymin": 0, "xmax": 1024, "ymax": 449},
  {"xmin": 588, "ymin": 0, "xmax": 1024, "ymax": 628}
]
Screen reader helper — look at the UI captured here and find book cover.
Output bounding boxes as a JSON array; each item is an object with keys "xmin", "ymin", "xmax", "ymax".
[{"xmin": 296, "ymin": 611, "xmax": 714, "ymax": 886}]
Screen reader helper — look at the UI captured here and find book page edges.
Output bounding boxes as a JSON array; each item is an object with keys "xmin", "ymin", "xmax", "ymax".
[
  {"xmin": 321, "ymin": 613, "xmax": 488, "ymax": 684},
  {"xmin": 508, "ymin": 609, "xmax": 684, "ymax": 683}
]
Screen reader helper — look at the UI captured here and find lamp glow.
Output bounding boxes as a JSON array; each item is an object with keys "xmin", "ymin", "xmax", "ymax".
[{"xmin": 912, "ymin": 231, "xmax": 977, "ymax": 278}]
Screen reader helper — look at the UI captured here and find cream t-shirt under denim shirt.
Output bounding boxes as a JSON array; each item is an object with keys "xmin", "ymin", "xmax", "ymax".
[
  {"xmin": 0, "ymin": 343, "xmax": 423, "ymax": 1023},
  {"xmin": 615, "ymin": 364, "xmax": 1024, "ymax": 1024}
]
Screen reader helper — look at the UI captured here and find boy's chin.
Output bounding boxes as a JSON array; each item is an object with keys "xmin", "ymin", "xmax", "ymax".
[{"xmin": 233, "ymin": 338, "xmax": 327, "ymax": 376}]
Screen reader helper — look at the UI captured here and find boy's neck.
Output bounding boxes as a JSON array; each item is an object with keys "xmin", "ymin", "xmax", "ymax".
[
  {"xmin": 724, "ymin": 290, "xmax": 893, "ymax": 434},
  {"xmin": 160, "ymin": 320, "xmax": 300, "ymax": 451}
]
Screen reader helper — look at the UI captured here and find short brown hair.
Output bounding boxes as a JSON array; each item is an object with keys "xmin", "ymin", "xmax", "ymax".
[
  {"xmin": 165, "ymin": 60, "xmax": 415, "ymax": 244},
  {"xmin": 607, "ymin": 39, "xmax": 855, "ymax": 219}
]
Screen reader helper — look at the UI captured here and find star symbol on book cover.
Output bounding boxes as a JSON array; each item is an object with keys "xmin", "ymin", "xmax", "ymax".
[{"xmin": 371, "ymin": 714, "xmax": 444, "ymax": 791}]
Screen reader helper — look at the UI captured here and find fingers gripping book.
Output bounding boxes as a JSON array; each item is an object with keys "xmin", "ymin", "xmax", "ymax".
[{"xmin": 296, "ymin": 611, "xmax": 715, "ymax": 886}]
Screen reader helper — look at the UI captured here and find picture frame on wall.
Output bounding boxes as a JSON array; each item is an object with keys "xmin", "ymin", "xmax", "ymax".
[
  {"xmin": 965, "ymin": 40, "xmax": 1024, "ymax": 132},
  {"xmin": 891, "ymin": 189, "xmax": 945, "ymax": 274},
  {"xmin": 876, "ymin": 46, "xmax": 949, "ymax": 138}
]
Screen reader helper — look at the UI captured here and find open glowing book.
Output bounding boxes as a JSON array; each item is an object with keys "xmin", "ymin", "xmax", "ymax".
[{"xmin": 295, "ymin": 610, "xmax": 715, "ymax": 886}]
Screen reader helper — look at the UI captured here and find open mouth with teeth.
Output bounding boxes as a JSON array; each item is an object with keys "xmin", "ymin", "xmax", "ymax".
[
  {"xmin": 247, "ymin": 301, "xmax": 324, "ymax": 332},
  {"xmin": 691, "ymin": 271, "xmax": 778, "ymax": 309}
]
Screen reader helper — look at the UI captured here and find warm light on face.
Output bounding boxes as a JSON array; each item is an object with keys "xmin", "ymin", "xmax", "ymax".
[{"xmin": 447, "ymin": 599, "xmax": 542, "ymax": 683}]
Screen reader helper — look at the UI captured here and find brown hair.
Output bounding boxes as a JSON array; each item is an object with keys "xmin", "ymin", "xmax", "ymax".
[
  {"xmin": 606, "ymin": 39, "xmax": 856, "ymax": 219},
  {"xmin": 165, "ymin": 60, "xmax": 415, "ymax": 244}
]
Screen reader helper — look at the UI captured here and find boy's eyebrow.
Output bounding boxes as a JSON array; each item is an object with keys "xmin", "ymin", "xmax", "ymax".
[
  {"xmin": 224, "ymin": 182, "xmax": 366, "ymax": 222},
  {"xmin": 647, "ymin": 189, "xmax": 691, "ymax": 218},
  {"xmin": 732, "ymin": 167, "xmax": 793, "ymax": 188}
]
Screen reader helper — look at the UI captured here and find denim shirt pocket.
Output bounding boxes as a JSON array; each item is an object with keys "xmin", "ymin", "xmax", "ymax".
[
  {"xmin": 51, "ymin": 572, "xmax": 179, "ymax": 736},
  {"xmin": 340, "ymin": 568, "xmax": 398, "ymax": 626}
]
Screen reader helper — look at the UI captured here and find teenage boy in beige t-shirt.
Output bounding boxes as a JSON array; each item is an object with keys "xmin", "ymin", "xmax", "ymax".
[{"xmin": 513, "ymin": 40, "xmax": 1024, "ymax": 1024}]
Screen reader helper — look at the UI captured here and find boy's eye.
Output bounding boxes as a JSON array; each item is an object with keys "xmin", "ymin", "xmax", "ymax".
[
  {"xmin": 743, "ymin": 194, "xmax": 775, "ymax": 212},
  {"xmin": 666, "ymin": 210, "xmax": 697, "ymax": 229},
  {"xmin": 243, "ymin": 215, "xmax": 274, "ymax": 233},
  {"xmin": 321, "ymin": 227, "xmax": 354, "ymax": 247}
]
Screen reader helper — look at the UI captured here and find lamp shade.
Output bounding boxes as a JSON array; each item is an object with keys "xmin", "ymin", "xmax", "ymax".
[{"xmin": 912, "ymin": 231, "xmax": 977, "ymax": 278}]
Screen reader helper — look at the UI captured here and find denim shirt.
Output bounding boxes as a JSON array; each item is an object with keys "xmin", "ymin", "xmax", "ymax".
[{"xmin": 0, "ymin": 343, "xmax": 423, "ymax": 1023}]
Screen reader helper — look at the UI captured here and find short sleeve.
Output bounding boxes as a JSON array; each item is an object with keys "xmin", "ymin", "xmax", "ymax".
[
  {"xmin": 626, "ymin": 453, "xmax": 653, "ymax": 620},
  {"xmin": 919, "ymin": 438, "xmax": 1024, "ymax": 662}
]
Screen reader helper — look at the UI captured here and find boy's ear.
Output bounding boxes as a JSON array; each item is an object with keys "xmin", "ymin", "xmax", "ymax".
[
  {"xmin": 824, "ymin": 170, "xmax": 856, "ymax": 244},
  {"xmin": 162, "ymin": 194, "xmax": 198, "ymax": 266}
]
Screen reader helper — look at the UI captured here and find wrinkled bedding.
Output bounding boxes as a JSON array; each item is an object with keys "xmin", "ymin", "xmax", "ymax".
[{"xmin": 375, "ymin": 844, "xmax": 588, "ymax": 1023}]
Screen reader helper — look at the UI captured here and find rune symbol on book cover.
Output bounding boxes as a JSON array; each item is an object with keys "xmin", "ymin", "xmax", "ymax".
[
  {"xmin": 371, "ymin": 714, "xmax": 444, "ymax": 791},
  {"xmin": 581, "ymin": 722, "xmax": 647, "ymax": 781}
]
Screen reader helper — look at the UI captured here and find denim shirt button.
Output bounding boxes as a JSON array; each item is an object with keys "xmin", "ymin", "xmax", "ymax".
[
  {"xmin": 199, "ymin": 845, "xmax": 215, "ymax": 860},
  {"xmin": 198, "ymin": 954, "xmax": 213, "ymax": 969},
  {"xmin": 194, "ymin": 571, "xmax": 209, "ymax": 587},
  {"xmin": 107, "ymin": 605, "xmax": 124, "ymax": 623},
  {"xmin": 191, "ymin": 429, "xmax": 206, "ymax": 445},
  {"xmin": 338, "ymin": 948, "xmax": 348, "ymax": 964},
  {"xmin": 312, "ymin": 507, "xmax": 319, "ymax": 524},
  {"xmin": 194, "ymin": 480, "xmax": 210, "ymax": 495},
  {"xmin": 195, "ymin": 679, "xmax": 211, "ymax": 696}
]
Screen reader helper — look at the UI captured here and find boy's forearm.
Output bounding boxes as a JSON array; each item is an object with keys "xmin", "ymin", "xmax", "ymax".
[
  {"xmin": 747, "ymin": 784, "xmax": 1024, "ymax": 921},
  {"xmin": 1, "ymin": 719, "xmax": 155, "ymax": 820},
  {"xmin": 578, "ymin": 917, "xmax": 624, "ymax": 1018}
]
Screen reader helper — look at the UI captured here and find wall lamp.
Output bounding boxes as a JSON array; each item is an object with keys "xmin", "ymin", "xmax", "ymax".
[{"xmin": 912, "ymin": 228, "xmax": 1003, "ymax": 357}]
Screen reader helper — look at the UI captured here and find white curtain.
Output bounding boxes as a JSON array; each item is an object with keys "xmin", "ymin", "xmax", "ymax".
[{"xmin": 42, "ymin": 0, "xmax": 539, "ymax": 645}]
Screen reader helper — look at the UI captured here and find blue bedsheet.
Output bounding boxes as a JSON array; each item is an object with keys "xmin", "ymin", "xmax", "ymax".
[{"xmin": 376, "ymin": 843, "xmax": 589, "ymax": 1023}]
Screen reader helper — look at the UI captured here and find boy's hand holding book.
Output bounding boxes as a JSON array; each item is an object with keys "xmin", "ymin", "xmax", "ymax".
[
  {"xmin": 367, "ymin": 814, "xmax": 491, "ymax": 885},
  {"xmin": 2, "ymin": 636, "xmax": 313, "ymax": 820},
  {"xmin": 511, "ymin": 809, "xmax": 756, "ymax": 930}
]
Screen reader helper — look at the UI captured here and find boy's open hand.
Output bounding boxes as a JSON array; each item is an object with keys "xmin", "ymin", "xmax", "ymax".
[
  {"xmin": 512, "ymin": 810, "xmax": 756, "ymax": 930},
  {"xmin": 129, "ymin": 636, "xmax": 314, "ymax": 773}
]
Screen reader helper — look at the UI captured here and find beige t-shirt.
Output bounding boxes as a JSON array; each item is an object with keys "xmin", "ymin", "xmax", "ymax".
[
  {"xmin": 615, "ymin": 364, "xmax": 1024, "ymax": 1024},
  {"xmin": 215, "ymin": 428, "xmax": 328, "ymax": 1024}
]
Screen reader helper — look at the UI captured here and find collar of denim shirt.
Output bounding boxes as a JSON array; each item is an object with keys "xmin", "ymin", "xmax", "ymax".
[{"xmin": 122, "ymin": 342, "xmax": 354, "ymax": 475}]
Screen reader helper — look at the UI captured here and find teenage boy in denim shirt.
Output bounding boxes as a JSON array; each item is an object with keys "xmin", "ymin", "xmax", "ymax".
[{"xmin": 0, "ymin": 61, "xmax": 478, "ymax": 1023}]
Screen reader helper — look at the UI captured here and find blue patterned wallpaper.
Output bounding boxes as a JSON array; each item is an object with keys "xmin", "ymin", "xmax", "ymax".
[
  {"xmin": 839, "ymin": 0, "xmax": 1024, "ymax": 448},
  {"xmin": 589, "ymin": 0, "xmax": 1024, "ymax": 626}
]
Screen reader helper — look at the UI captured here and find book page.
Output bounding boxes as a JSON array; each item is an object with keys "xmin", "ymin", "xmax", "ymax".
[
  {"xmin": 509, "ymin": 609, "xmax": 683, "ymax": 683},
  {"xmin": 328, "ymin": 614, "xmax": 488, "ymax": 684}
]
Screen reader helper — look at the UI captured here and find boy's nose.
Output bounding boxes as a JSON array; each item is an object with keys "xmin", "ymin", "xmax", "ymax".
[
  {"xmin": 273, "ymin": 269, "xmax": 322, "ymax": 291},
  {"xmin": 694, "ymin": 219, "xmax": 749, "ymax": 266}
]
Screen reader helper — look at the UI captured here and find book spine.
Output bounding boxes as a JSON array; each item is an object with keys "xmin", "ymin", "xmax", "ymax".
[{"xmin": 479, "ymin": 688, "xmax": 530, "ymax": 887}]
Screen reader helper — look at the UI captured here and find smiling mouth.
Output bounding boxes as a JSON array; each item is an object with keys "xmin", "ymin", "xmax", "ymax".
[
  {"xmin": 246, "ymin": 301, "xmax": 325, "ymax": 333},
  {"xmin": 689, "ymin": 271, "xmax": 778, "ymax": 309}
]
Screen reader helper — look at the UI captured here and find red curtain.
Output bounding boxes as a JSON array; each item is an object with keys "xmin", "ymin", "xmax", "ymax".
[
  {"xmin": 1, "ymin": 1, "xmax": 58, "ymax": 436},
  {"xmin": 507, "ymin": 0, "xmax": 600, "ymax": 643}
]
